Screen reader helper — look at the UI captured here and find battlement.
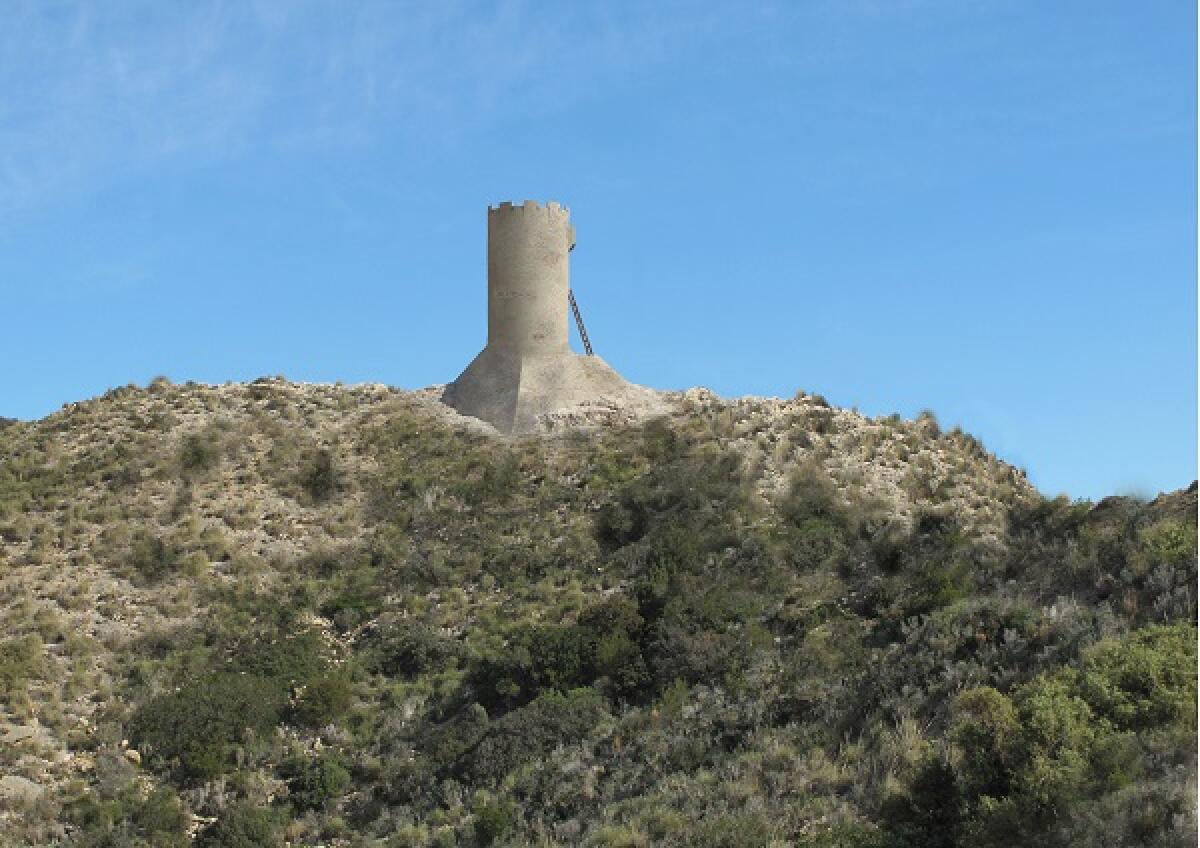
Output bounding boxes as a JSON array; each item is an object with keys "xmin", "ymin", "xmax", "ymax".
[{"xmin": 488, "ymin": 199, "xmax": 570, "ymax": 219}]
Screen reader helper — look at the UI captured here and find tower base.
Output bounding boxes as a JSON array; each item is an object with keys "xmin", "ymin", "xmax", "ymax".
[{"xmin": 442, "ymin": 348, "xmax": 657, "ymax": 434}]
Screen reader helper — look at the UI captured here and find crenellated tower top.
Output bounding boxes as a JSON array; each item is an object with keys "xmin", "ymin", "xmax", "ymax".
[
  {"xmin": 485, "ymin": 199, "xmax": 574, "ymax": 354},
  {"xmin": 488, "ymin": 199, "xmax": 569, "ymax": 216}
]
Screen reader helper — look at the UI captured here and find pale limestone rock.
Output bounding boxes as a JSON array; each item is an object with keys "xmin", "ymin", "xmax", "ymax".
[{"xmin": 0, "ymin": 775, "xmax": 43, "ymax": 804}]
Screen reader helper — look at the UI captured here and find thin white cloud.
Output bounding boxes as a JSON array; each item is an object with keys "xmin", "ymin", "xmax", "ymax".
[{"xmin": 0, "ymin": 0, "xmax": 957, "ymax": 217}]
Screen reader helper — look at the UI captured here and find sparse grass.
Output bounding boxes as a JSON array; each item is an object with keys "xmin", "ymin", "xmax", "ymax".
[{"xmin": 0, "ymin": 634, "xmax": 44, "ymax": 705}]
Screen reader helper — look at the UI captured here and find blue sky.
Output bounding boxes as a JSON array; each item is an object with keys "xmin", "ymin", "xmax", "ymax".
[{"xmin": 0, "ymin": 1, "xmax": 1194, "ymax": 500}]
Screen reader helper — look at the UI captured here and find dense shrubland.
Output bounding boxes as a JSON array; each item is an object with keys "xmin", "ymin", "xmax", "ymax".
[{"xmin": 0, "ymin": 381, "xmax": 1194, "ymax": 846}]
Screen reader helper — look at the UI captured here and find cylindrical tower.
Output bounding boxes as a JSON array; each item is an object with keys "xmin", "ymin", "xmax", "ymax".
[
  {"xmin": 444, "ymin": 199, "xmax": 650, "ymax": 434},
  {"xmin": 487, "ymin": 200, "xmax": 572, "ymax": 355}
]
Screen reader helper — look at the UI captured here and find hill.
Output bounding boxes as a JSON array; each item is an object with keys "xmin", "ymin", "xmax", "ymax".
[{"xmin": 0, "ymin": 378, "xmax": 1194, "ymax": 846}]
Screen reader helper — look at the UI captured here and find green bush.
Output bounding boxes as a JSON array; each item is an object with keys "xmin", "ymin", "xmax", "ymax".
[
  {"xmin": 1077, "ymin": 623, "xmax": 1196, "ymax": 732},
  {"xmin": 1001, "ymin": 494, "xmax": 1197, "ymax": 623},
  {"xmin": 470, "ymin": 596, "xmax": 651, "ymax": 711},
  {"xmin": 361, "ymin": 619, "xmax": 462, "ymax": 678},
  {"xmin": 946, "ymin": 624, "xmax": 1197, "ymax": 845},
  {"xmin": 1138, "ymin": 519, "xmax": 1197, "ymax": 568},
  {"xmin": 127, "ymin": 531, "xmax": 182, "ymax": 584},
  {"xmin": 950, "ymin": 686, "xmax": 1019, "ymax": 801},
  {"xmin": 788, "ymin": 514, "xmax": 851, "ymax": 572},
  {"xmin": 179, "ymin": 432, "xmax": 220, "ymax": 474},
  {"xmin": 461, "ymin": 689, "xmax": 607, "ymax": 783},
  {"xmin": 522, "ymin": 624, "xmax": 594, "ymax": 691},
  {"xmin": 593, "ymin": 628, "xmax": 650, "ymax": 700},
  {"xmin": 195, "ymin": 802, "xmax": 278, "ymax": 848},
  {"xmin": 318, "ymin": 563, "xmax": 385, "ymax": 632},
  {"xmin": 779, "ymin": 462, "xmax": 852, "ymax": 530},
  {"xmin": 417, "ymin": 703, "xmax": 491, "ymax": 777},
  {"xmin": 473, "ymin": 797, "xmax": 518, "ymax": 846},
  {"xmin": 230, "ymin": 627, "xmax": 328, "ymax": 687},
  {"xmin": 0, "ymin": 449, "xmax": 65, "ymax": 519},
  {"xmin": 903, "ymin": 558, "xmax": 970, "ymax": 618},
  {"xmin": 880, "ymin": 757, "xmax": 962, "ymax": 848},
  {"xmin": 455, "ymin": 452, "xmax": 522, "ymax": 506},
  {"xmin": 292, "ymin": 670, "xmax": 353, "ymax": 728},
  {"xmin": 128, "ymin": 673, "xmax": 285, "ymax": 784},
  {"xmin": 971, "ymin": 672, "xmax": 1119, "ymax": 840},
  {"xmin": 132, "ymin": 788, "xmax": 190, "ymax": 847},
  {"xmin": 299, "ymin": 448, "xmax": 339, "ymax": 502},
  {"xmin": 1056, "ymin": 772, "xmax": 1198, "ymax": 847},
  {"xmin": 780, "ymin": 615, "xmax": 868, "ymax": 725},
  {"xmin": 644, "ymin": 596, "xmax": 760, "ymax": 691},
  {"xmin": 595, "ymin": 446, "xmax": 747, "ymax": 551},
  {"xmin": 893, "ymin": 511, "xmax": 973, "ymax": 620},
  {"xmin": 284, "ymin": 751, "xmax": 351, "ymax": 811}
]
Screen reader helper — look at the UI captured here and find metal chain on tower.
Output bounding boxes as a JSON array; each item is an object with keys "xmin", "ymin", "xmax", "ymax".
[{"xmin": 568, "ymin": 290, "xmax": 594, "ymax": 356}]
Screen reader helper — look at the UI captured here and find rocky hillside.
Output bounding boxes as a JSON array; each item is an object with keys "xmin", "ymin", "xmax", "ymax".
[{"xmin": 0, "ymin": 378, "xmax": 1194, "ymax": 847}]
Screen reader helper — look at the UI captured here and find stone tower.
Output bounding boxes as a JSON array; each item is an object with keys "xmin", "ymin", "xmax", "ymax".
[
  {"xmin": 485, "ymin": 200, "xmax": 573, "ymax": 358},
  {"xmin": 442, "ymin": 200, "xmax": 652, "ymax": 433}
]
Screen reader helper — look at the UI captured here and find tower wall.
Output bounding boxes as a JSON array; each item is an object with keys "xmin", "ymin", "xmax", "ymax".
[{"xmin": 487, "ymin": 201, "xmax": 572, "ymax": 355}]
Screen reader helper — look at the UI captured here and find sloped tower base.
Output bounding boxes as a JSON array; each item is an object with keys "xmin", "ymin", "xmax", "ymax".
[{"xmin": 442, "ymin": 348, "xmax": 657, "ymax": 434}]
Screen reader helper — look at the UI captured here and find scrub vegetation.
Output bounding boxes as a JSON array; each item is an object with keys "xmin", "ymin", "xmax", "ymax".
[{"xmin": 0, "ymin": 378, "xmax": 1194, "ymax": 846}]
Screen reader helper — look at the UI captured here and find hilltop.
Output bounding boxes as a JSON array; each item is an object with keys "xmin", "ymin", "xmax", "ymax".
[{"xmin": 0, "ymin": 378, "xmax": 1194, "ymax": 847}]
